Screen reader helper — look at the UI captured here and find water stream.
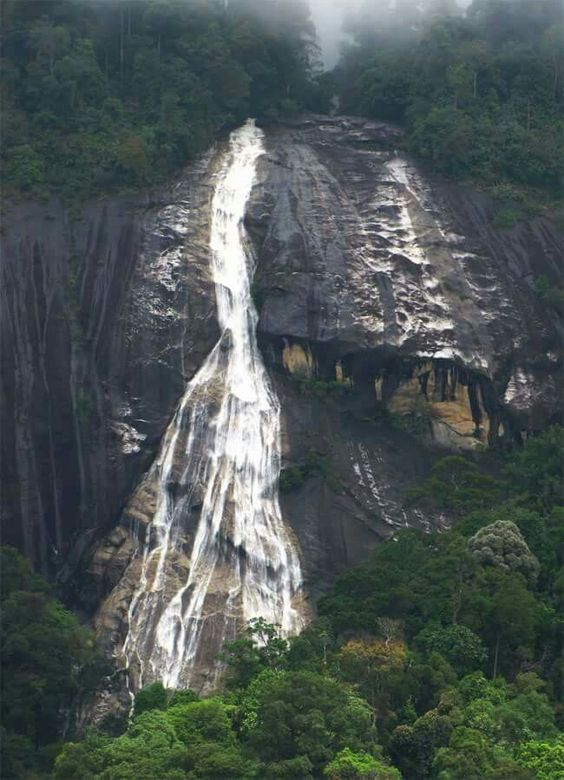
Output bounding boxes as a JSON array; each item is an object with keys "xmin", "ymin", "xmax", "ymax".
[{"xmin": 122, "ymin": 120, "xmax": 304, "ymax": 691}]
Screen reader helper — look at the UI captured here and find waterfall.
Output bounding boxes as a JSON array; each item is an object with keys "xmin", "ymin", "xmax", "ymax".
[{"xmin": 122, "ymin": 120, "xmax": 304, "ymax": 692}]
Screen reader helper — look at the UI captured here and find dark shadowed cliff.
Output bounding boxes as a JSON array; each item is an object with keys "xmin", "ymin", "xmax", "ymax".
[{"xmin": 1, "ymin": 118, "xmax": 562, "ymax": 680}]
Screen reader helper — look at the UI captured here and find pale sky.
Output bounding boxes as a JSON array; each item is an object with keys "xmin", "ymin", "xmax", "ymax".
[{"xmin": 308, "ymin": 0, "xmax": 362, "ymax": 68}]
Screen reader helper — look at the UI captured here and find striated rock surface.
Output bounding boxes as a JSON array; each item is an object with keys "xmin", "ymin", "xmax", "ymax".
[
  {"xmin": 246, "ymin": 114, "xmax": 563, "ymax": 594},
  {"xmin": 250, "ymin": 117, "xmax": 562, "ymax": 424},
  {"xmin": 0, "ymin": 151, "xmax": 218, "ymax": 583},
  {"xmin": 2, "ymin": 115, "xmax": 562, "ymax": 701}
]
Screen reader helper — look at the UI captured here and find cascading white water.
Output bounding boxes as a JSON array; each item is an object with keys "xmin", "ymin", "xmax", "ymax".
[{"xmin": 122, "ymin": 120, "xmax": 304, "ymax": 691}]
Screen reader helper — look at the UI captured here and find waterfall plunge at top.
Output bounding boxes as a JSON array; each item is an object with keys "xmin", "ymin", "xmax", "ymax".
[{"xmin": 122, "ymin": 121, "xmax": 304, "ymax": 691}]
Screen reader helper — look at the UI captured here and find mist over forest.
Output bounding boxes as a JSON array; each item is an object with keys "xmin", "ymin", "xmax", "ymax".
[
  {"xmin": 2, "ymin": 0, "xmax": 562, "ymax": 205},
  {"xmin": 1, "ymin": 1, "xmax": 563, "ymax": 779},
  {"xmin": 309, "ymin": 0, "xmax": 473, "ymax": 68}
]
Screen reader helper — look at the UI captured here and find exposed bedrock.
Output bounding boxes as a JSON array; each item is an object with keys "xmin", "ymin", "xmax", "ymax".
[
  {"xmin": 80, "ymin": 118, "xmax": 564, "ymax": 704},
  {"xmin": 249, "ymin": 116, "xmax": 563, "ymax": 432},
  {"xmin": 1, "ymin": 116, "xmax": 563, "ymax": 685},
  {"xmin": 0, "ymin": 151, "xmax": 219, "ymax": 579},
  {"xmin": 246, "ymin": 113, "xmax": 563, "ymax": 600}
]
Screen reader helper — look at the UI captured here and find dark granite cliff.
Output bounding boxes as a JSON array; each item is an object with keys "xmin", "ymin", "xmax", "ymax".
[
  {"xmin": 247, "ymin": 116, "xmax": 563, "ymax": 598},
  {"xmin": 252, "ymin": 117, "xmax": 562, "ymax": 427},
  {"xmin": 1, "ymin": 152, "xmax": 218, "ymax": 582},
  {"xmin": 1, "ymin": 117, "xmax": 562, "ymax": 680}
]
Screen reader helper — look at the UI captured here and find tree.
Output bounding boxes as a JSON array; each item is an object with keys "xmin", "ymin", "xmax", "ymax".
[
  {"xmin": 416, "ymin": 624, "xmax": 487, "ymax": 676},
  {"xmin": 407, "ymin": 457, "xmax": 504, "ymax": 516},
  {"xmin": 447, "ymin": 63, "xmax": 473, "ymax": 108},
  {"xmin": 134, "ymin": 681, "xmax": 168, "ymax": 716},
  {"xmin": 3, "ymin": 144, "xmax": 45, "ymax": 192},
  {"xmin": 52, "ymin": 730, "xmax": 110, "ymax": 780},
  {"xmin": 337, "ymin": 0, "xmax": 564, "ymax": 198},
  {"xmin": 338, "ymin": 638, "xmax": 407, "ymax": 724},
  {"xmin": 167, "ymin": 698, "xmax": 257, "ymax": 778},
  {"xmin": 493, "ymin": 673, "xmax": 556, "ymax": 745},
  {"xmin": 483, "ymin": 571, "xmax": 538, "ymax": 678},
  {"xmin": 55, "ymin": 697, "xmax": 257, "ymax": 780},
  {"xmin": 115, "ymin": 135, "xmax": 149, "ymax": 183},
  {"xmin": 390, "ymin": 708, "xmax": 455, "ymax": 779},
  {"xmin": 164, "ymin": 698, "xmax": 236, "ymax": 748},
  {"xmin": 432, "ymin": 726, "xmax": 531, "ymax": 779},
  {"xmin": 507, "ymin": 427, "xmax": 564, "ymax": 510},
  {"xmin": 1, "ymin": 547, "xmax": 104, "ymax": 779},
  {"xmin": 56, "ymin": 709, "xmax": 186, "ymax": 780},
  {"xmin": 220, "ymin": 618, "xmax": 289, "ymax": 688},
  {"xmin": 459, "ymin": 40, "xmax": 489, "ymax": 97},
  {"xmin": 318, "ymin": 530, "xmax": 433, "ymax": 635},
  {"xmin": 469, "ymin": 520, "xmax": 540, "ymax": 583},
  {"xmin": 516, "ymin": 735, "xmax": 564, "ymax": 780},
  {"xmin": 29, "ymin": 18, "xmax": 69, "ymax": 76},
  {"xmin": 287, "ymin": 619, "xmax": 335, "ymax": 672},
  {"xmin": 241, "ymin": 669, "xmax": 377, "ymax": 776},
  {"xmin": 1, "ymin": 0, "xmax": 322, "ymax": 199},
  {"xmin": 324, "ymin": 748, "xmax": 402, "ymax": 779}
]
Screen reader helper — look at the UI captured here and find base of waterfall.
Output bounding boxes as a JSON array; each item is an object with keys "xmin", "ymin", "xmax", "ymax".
[
  {"xmin": 83, "ymin": 115, "xmax": 561, "ymax": 719},
  {"xmin": 92, "ymin": 121, "xmax": 306, "ymax": 697}
]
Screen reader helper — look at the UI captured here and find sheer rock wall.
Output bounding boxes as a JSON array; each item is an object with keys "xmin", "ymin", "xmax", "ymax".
[
  {"xmin": 1, "ymin": 154, "xmax": 218, "ymax": 583},
  {"xmin": 1, "ymin": 115, "xmax": 562, "ymax": 635}
]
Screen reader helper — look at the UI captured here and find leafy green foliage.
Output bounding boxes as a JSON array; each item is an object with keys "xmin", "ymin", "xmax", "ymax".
[
  {"xmin": 468, "ymin": 520, "xmax": 540, "ymax": 582},
  {"xmin": 317, "ymin": 428, "xmax": 564, "ymax": 777},
  {"xmin": 0, "ymin": 546, "xmax": 104, "ymax": 779},
  {"xmin": 219, "ymin": 616, "xmax": 290, "ymax": 688},
  {"xmin": 515, "ymin": 735, "xmax": 564, "ymax": 779},
  {"xmin": 506, "ymin": 425, "xmax": 564, "ymax": 509},
  {"xmin": 491, "ymin": 207, "xmax": 520, "ymax": 230},
  {"xmin": 280, "ymin": 450, "xmax": 342, "ymax": 494},
  {"xmin": 1, "ymin": 0, "xmax": 322, "ymax": 199},
  {"xmin": 406, "ymin": 455, "xmax": 504, "ymax": 515},
  {"xmin": 431, "ymin": 726, "xmax": 531, "ymax": 779},
  {"xmin": 6, "ymin": 419, "xmax": 563, "ymax": 780},
  {"xmin": 279, "ymin": 464, "xmax": 307, "ymax": 492},
  {"xmin": 295, "ymin": 377, "xmax": 352, "ymax": 400},
  {"xmin": 133, "ymin": 681, "xmax": 169, "ymax": 716},
  {"xmin": 534, "ymin": 276, "xmax": 564, "ymax": 317},
  {"xmin": 324, "ymin": 747, "xmax": 401, "ymax": 779},
  {"xmin": 337, "ymin": 0, "xmax": 564, "ymax": 203},
  {"xmin": 241, "ymin": 669, "xmax": 377, "ymax": 776},
  {"xmin": 55, "ymin": 697, "xmax": 258, "ymax": 779},
  {"xmin": 416, "ymin": 624, "xmax": 488, "ymax": 676},
  {"xmin": 3, "ymin": 6, "xmax": 562, "ymax": 777},
  {"xmin": 423, "ymin": 671, "xmax": 557, "ymax": 778}
]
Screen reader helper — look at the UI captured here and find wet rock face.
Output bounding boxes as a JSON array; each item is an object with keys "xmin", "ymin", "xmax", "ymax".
[
  {"xmin": 241, "ymin": 114, "xmax": 562, "ymax": 597},
  {"xmin": 274, "ymin": 375, "xmax": 443, "ymax": 599},
  {"xmin": 249, "ymin": 115, "xmax": 563, "ymax": 432},
  {"xmin": 2, "ymin": 115, "xmax": 563, "ymax": 697},
  {"xmin": 0, "ymin": 153, "xmax": 218, "ymax": 579}
]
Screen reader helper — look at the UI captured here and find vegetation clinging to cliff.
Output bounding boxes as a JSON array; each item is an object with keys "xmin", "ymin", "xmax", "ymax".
[
  {"xmin": 1, "ymin": 0, "xmax": 321, "ymax": 199},
  {"xmin": 0, "ymin": 547, "xmax": 104, "ymax": 779},
  {"xmin": 336, "ymin": 0, "xmax": 564, "ymax": 205},
  {"xmin": 3, "ymin": 427, "xmax": 562, "ymax": 778}
]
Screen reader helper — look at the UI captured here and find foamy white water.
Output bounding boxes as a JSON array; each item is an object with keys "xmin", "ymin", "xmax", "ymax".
[{"xmin": 122, "ymin": 121, "xmax": 304, "ymax": 691}]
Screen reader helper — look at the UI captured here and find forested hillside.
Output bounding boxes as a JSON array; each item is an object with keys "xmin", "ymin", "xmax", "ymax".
[
  {"xmin": 336, "ymin": 0, "xmax": 564, "ymax": 210},
  {"xmin": 2, "ymin": 1, "xmax": 563, "ymax": 779},
  {"xmin": 3, "ymin": 0, "xmax": 562, "ymax": 209},
  {"xmin": 1, "ymin": 0, "xmax": 320, "ymax": 198},
  {"xmin": 2, "ymin": 429, "xmax": 563, "ymax": 778}
]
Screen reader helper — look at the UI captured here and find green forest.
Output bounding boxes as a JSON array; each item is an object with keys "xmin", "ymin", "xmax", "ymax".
[
  {"xmin": 1, "ymin": 0, "xmax": 563, "ymax": 778},
  {"xmin": 2, "ymin": 0, "xmax": 563, "ymax": 207},
  {"xmin": 2, "ymin": 426, "xmax": 563, "ymax": 778},
  {"xmin": 1, "ymin": 0, "xmax": 321, "ymax": 198},
  {"xmin": 336, "ymin": 0, "xmax": 563, "ymax": 210}
]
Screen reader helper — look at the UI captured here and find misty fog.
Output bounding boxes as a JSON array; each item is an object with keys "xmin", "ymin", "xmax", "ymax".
[
  {"xmin": 308, "ymin": 0, "xmax": 362, "ymax": 68},
  {"xmin": 307, "ymin": 0, "xmax": 473, "ymax": 69}
]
